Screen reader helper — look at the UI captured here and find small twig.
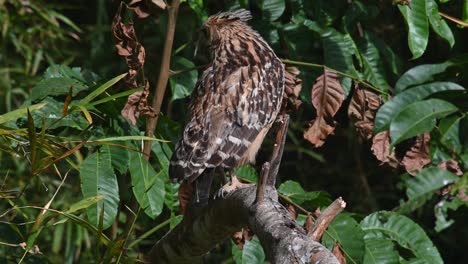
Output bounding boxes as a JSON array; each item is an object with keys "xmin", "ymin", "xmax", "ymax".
[
  {"xmin": 309, "ymin": 197, "xmax": 346, "ymax": 241},
  {"xmin": 439, "ymin": 12, "xmax": 468, "ymax": 27},
  {"xmin": 255, "ymin": 162, "xmax": 270, "ymax": 203},
  {"xmin": 267, "ymin": 114, "xmax": 289, "ymax": 187}
]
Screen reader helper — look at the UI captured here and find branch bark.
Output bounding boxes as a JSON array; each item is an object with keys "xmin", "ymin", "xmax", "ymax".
[{"xmin": 147, "ymin": 186, "xmax": 339, "ymax": 264}]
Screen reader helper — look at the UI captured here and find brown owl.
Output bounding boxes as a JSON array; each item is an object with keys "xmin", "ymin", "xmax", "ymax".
[{"xmin": 170, "ymin": 9, "xmax": 285, "ymax": 204}]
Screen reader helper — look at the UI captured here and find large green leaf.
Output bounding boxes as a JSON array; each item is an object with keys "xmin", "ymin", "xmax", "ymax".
[
  {"xmin": 232, "ymin": 236, "xmax": 265, "ymax": 264},
  {"xmin": 278, "ymin": 180, "xmax": 332, "ymax": 208},
  {"xmin": 363, "ymin": 238, "xmax": 399, "ymax": 264},
  {"xmin": 438, "ymin": 115, "xmax": 463, "ymax": 153},
  {"xmin": 321, "ymin": 28, "xmax": 359, "ymax": 78},
  {"xmin": 129, "ymin": 151, "xmax": 166, "ymax": 219},
  {"xmin": 426, "ymin": 0, "xmax": 455, "ymax": 48},
  {"xmin": 235, "ymin": 165, "xmax": 258, "ymax": 182},
  {"xmin": 361, "ymin": 211, "xmax": 443, "ymax": 263},
  {"xmin": 80, "ymin": 146, "xmax": 120, "ymax": 230},
  {"xmin": 389, "ymin": 99, "xmax": 458, "ymax": 146},
  {"xmin": 259, "ymin": 0, "xmax": 285, "ymax": 21},
  {"xmin": 366, "ymin": 32, "xmax": 404, "ymax": 76},
  {"xmin": 169, "ymin": 56, "xmax": 198, "ymax": 101},
  {"xmin": 358, "ymin": 32, "xmax": 389, "ymax": 93},
  {"xmin": 31, "ymin": 77, "xmax": 88, "ymax": 102},
  {"xmin": 374, "ymin": 82, "xmax": 464, "ymax": 133},
  {"xmin": 109, "ymin": 145, "xmax": 130, "ymax": 174},
  {"xmin": 398, "ymin": 0, "xmax": 429, "ymax": 59},
  {"xmin": 28, "ymin": 97, "xmax": 88, "ymax": 129},
  {"xmin": 322, "ymin": 213, "xmax": 365, "ymax": 263},
  {"xmin": 394, "ymin": 61, "xmax": 454, "ymax": 93},
  {"xmin": 397, "ymin": 168, "xmax": 459, "ymax": 214}
]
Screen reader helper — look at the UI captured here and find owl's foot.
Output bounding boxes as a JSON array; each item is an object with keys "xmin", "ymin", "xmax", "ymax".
[{"xmin": 216, "ymin": 175, "xmax": 253, "ymax": 198}]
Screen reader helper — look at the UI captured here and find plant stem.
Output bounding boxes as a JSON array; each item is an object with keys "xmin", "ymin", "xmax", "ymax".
[{"xmin": 281, "ymin": 59, "xmax": 388, "ymax": 95}]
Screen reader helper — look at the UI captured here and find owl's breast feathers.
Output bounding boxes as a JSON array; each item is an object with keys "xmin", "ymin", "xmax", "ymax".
[{"xmin": 169, "ymin": 10, "xmax": 285, "ymax": 183}]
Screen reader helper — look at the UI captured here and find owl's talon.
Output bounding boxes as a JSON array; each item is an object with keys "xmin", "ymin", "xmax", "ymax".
[{"xmin": 215, "ymin": 175, "xmax": 253, "ymax": 199}]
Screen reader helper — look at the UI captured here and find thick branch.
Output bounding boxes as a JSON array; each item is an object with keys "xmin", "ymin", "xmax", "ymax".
[{"xmin": 147, "ymin": 186, "xmax": 339, "ymax": 264}]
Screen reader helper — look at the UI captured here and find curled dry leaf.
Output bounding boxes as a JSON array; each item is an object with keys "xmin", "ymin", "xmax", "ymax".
[
  {"xmin": 437, "ymin": 160, "xmax": 463, "ymax": 176},
  {"xmin": 371, "ymin": 131, "xmax": 398, "ymax": 168},
  {"xmin": 401, "ymin": 133, "xmax": 430, "ymax": 176},
  {"xmin": 286, "ymin": 203, "xmax": 297, "ymax": 219},
  {"xmin": 303, "ymin": 214, "xmax": 314, "ymax": 234},
  {"xmin": 304, "ymin": 69, "xmax": 345, "ymax": 147},
  {"xmin": 177, "ymin": 180, "xmax": 193, "ymax": 216},
  {"xmin": 127, "ymin": 0, "xmax": 166, "ymax": 18},
  {"xmin": 122, "ymin": 81, "xmax": 156, "ymax": 125},
  {"xmin": 232, "ymin": 227, "xmax": 254, "ymax": 250},
  {"xmin": 282, "ymin": 66, "xmax": 303, "ymax": 112},
  {"xmin": 112, "ymin": 5, "xmax": 146, "ymax": 87},
  {"xmin": 348, "ymin": 84, "xmax": 381, "ymax": 140},
  {"xmin": 332, "ymin": 243, "xmax": 346, "ymax": 264}
]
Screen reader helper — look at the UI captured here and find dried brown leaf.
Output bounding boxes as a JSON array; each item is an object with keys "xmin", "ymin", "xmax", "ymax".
[
  {"xmin": 121, "ymin": 81, "xmax": 156, "ymax": 125},
  {"xmin": 177, "ymin": 181, "xmax": 193, "ymax": 215},
  {"xmin": 112, "ymin": 5, "xmax": 146, "ymax": 87},
  {"xmin": 231, "ymin": 227, "xmax": 253, "ymax": 250},
  {"xmin": 286, "ymin": 203, "xmax": 297, "ymax": 219},
  {"xmin": 304, "ymin": 69, "xmax": 345, "ymax": 147},
  {"xmin": 401, "ymin": 133, "xmax": 430, "ymax": 176},
  {"xmin": 283, "ymin": 66, "xmax": 303, "ymax": 111},
  {"xmin": 437, "ymin": 160, "xmax": 463, "ymax": 176},
  {"xmin": 348, "ymin": 84, "xmax": 381, "ymax": 140},
  {"xmin": 371, "ymin": 131, "xmax": 398, "ymax": 167},
  {"xmin": 303, "ymin": 214, "xmax": 314, "ymax": 234},
  {"xmin": 332, "ymin": 243, "xmax": 346, "ymax": 264}
]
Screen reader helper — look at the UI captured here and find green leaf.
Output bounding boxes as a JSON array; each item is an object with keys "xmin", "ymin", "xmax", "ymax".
[
  {"xmin": 109, "ymin": 145, "xmax": 130, "ymax": 174},
  {"xmin": 242, "ymin": 236, "xmax": 265, "ymax": 264},
  {"xmin": 66, "ymin": 196, "xmax": 104, "ymax": 214},
  {"xmin": 395, "ymin": 61, "xmax": 454, "ymax": 93},
  {"xmin": 363, "ymin": 238, "xmax": 399, "ymax": 264},
  {"xmin": 278, "ymin": 180, "xmax": 332, "ymax": 208},
  {"xmin": 31, "ymin": 77, "xmax": 88, "ymax": 101},
  {"xmin": 434, "ymin": 197, "xmax": 466, "ymax": 232},
  {"xmin": 129, "ymin": 151, "xmax": 166, "ymax": 219},
  {"xmin": 389, "ymin": 99, "xmax": 458, "ymax": 146},
  {"xmin": 323, "ymin": 213, "xmax": 365, "ymax": 263},
  {"xmin": 80, "ymin": 146, "xmax": 120, "ymax": 229},
  {"xmin": 426, "ymin": 0, "xmax": 455, "ymax": 48},
  {"xmin": 0, "ymin": 103, "xmax": 46, "ymax": 124},
  {"xmin": 398, "ymin": 0, "xmax": 429, "ymax": 59},
  {"xmin": 374, "ymin": 82, "xmax": 464, "ymax": 133},
  {"xmin": 438, "ymin": 115, "xmax": 462, "ymax": 153},
  {"xmin": 235, "ymin": 165, "xmax": 258, "ymax": 182},
  {"xmin": 397, "ymin": 168, "xmax": 459, "ymax": 214},
  {"xmin": 366, "ymin": 32, "xmax": 404, "ymax": 76},
  {"xmin": 321, "ymin": 28, "xmax": 359, "ymax": 78},
  {"xmin": 358, "ymin": 32, "xmax": 389, "ymax": 93},
  {"xmin": 78, "ymin": 73, "xmax": 127, "ymax": 105},
  {"xmin": 361, "ymin": 211, "xmax": 443, "ymax": 264},
  {"xmin": 170, "ymin": 57, "xmax": 198, "ymax": 101},
  {"xmin": 259, "ymin": 0, "xmax": 285, "ymax": 21},
  {"xmin": 29, "ymin": 97, "xmax": 88, "ymax": 129}
]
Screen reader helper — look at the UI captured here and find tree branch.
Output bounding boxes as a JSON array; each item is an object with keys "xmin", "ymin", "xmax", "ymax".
[
  {"xmin": 147, "ymin": 186, "xmax": 339, "ymax": 264},
  {"xmin": 143, "ymin": 0, "xmax": 180, "ymax": 158},
  {"xmin": 309, "ymin": 197, "xmax": 346, "ymax": 241}
]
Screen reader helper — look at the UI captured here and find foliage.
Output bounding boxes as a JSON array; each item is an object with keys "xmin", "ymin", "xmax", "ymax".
[{"xmin": 0, "ymin": 0, "xmax": 467, "ymax": 263}]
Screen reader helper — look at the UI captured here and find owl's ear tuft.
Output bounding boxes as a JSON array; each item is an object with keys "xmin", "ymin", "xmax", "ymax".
[{"xmin": 214, "ymin": 9, "xmax": 252, "ymax": 23}]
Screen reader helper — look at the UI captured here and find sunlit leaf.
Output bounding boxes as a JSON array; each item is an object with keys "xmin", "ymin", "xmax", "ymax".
[
  {"xmin": 398, "ymin": 0, "xmax": 429, "ymax": 59},
  {"xmin": 374, "ymin": 82, "xmax": 464, "ymax": 133}
]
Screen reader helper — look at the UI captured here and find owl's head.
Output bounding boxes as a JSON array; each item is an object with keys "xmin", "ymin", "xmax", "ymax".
[{"xmin": 202, "ymin": 9, "xmax": 253, "ymax": 47}]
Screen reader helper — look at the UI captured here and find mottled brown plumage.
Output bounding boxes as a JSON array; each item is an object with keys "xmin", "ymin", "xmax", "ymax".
[{"xmin": 170, "ymin": 9, "xmax": 285, "ymax": 201}]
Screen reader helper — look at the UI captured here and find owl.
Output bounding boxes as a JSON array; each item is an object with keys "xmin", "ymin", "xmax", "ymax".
[{"xmin": 169, "ymin": 9, "xmax": 285, "ymax": 204}]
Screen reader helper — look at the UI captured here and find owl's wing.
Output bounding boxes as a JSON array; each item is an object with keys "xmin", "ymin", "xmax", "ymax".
[{"xmin": 170, "ymin": 65, "xmax": 282, "ymax": 183}]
